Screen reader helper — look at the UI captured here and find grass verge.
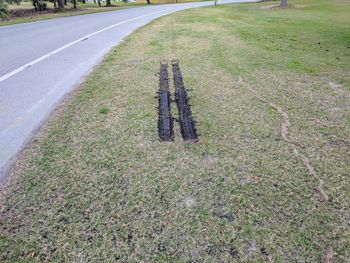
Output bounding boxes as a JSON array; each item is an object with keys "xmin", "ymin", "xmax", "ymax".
[
  {"xmin": 1, "ymin": 0, "xmax": 349, "ymax": 261},
  {"xmin": 1, "ymin": 2, "xmax": 142, "ymax": 27},
  {"xmin": 2, "ymin": 0, "xmax": 209, "ymax": 27}
]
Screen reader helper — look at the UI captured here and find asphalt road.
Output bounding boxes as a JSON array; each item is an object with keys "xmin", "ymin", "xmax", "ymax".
[{"xmin": 0, "ymin": 0, "xmax": 255, "ymax": 181}]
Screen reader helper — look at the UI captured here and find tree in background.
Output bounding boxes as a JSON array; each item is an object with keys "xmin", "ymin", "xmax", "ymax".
[
  {"xmin": 71, "ymin": 0, "xmax": 77, "ymax": 8},
  {"xmin": 280, "ymin": 0, "xmax": 287, "ymax": 8},
  {"xmin": 0, "ymin": 0, "xmax": 8, "ymax": 20},
  {"xmin": 146, "ymin": 0, "xmax": 150, "ymax": 4},
  {"xmin": 32, "ymin": 0, "xmax": 47, "ymax": 11},
  {"xmin": 57, "ymin": 0, "xmax": 64, "ymax": 9},
  {"xmin": 50, "ymin": 0, "xmax": 57, "ymax": 8},
  {"xmin": 106, "ymin": 0, "xmax": 111, "ymax": 6},
  {"xmin": 0, "ymin": 0, "xmax": 21, "ymax": 20}
]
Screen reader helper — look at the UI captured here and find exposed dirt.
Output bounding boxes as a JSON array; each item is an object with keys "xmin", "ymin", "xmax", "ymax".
[
  {"xmin": 260, "ymin": 4, "xmax": 305, "ymax": 10},
  {"xmin": 8, "ymin": 8, "xmax": 83, "ymax": 18},
  {"xmin": 7, "ymin": 4, "xmax": 125, "ymax": 19},
  {"xmin": 324, "ymin": 247, "xmax": 335, "ymax": 263},
  {"xmin": 157, "ymin": 62, "xmax": 174, "ymax": 141},
  {"xmin": 172, "ymin": 61, "xmax": 198, "ymax": 141}
]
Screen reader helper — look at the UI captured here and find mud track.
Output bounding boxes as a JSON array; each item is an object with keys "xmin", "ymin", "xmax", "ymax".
[
  {"xmin": 157, "ymin": 62, "xmax": 174, "ymax": 141},
  {"xmin": 172, "ymin": 61, "xmax": 198, "ymax": 141},
  {"xmin": 238, "ymin": 77, "xmax": 329, "ymax": 203},
  {"xmin": 240, "ymin": 76, "xmax": 334, "ymax": 263}
]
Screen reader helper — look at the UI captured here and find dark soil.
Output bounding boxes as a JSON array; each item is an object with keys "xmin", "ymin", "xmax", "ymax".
[
  {"xmin": 157, "ymin": 62, "xmax": 174, "ymax": 141},
  {"xmin": 104, "ymin": 4, "xmax": 120, "ymax": 7},
  {"xmin": 8, "ymin": 7, "xmax": 82, "ymax": 18},
  {"xmin": 172, "ymin": 61, "xmax": 198, "ymax": 141}
]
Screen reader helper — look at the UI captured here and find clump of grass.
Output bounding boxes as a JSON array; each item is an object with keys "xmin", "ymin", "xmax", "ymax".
[{"xmin": 99, "ymin": 106, "xmax": 109, "ymax": 114}]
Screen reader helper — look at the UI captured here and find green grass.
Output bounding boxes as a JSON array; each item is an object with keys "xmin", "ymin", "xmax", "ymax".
[
  {"xmin": 1, "ymin": 0, "xmax": 349, "ymax": 261},
  {"xmin": 99, "ymin": 106, "xmax": 110, "ymax": 114}
]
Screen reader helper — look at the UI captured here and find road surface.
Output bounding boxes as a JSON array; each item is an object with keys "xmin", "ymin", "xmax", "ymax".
[{"xmin": 0, "ymin": 0, "xmax": 255, "ymax": 181}]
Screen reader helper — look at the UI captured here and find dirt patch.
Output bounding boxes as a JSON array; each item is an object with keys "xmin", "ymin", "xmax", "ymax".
[
  {"xmin": 172, "ymin": 60, "xmax": 198, "ymax": 141},
  {"xmin": 260, "ymin": 4, "xmax": 305, "ymax": 10},
  {"xmin": 157, "ymin": 62, "xmax": 174, "ymax": 141},
  {"xmin": 8, "ymin": 7, "xmax": 83, "ymax": 18},
  {"xmin": 324, "ymin": 247, "xmax": 335, "ymax": 263}
]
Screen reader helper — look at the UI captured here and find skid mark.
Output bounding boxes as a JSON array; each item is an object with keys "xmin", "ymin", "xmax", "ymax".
[
  {"xmin": 157, "ymin": 62, "xmax": 174, "ymax": 141},
  {"xmin": 172, "ymin": 60, "xmax": 198, "ymax": 141}
]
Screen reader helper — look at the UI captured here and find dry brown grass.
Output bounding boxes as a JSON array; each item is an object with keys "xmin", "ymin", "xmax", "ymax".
[{"xmin": 1, "ymin": 0, "xmax": 349, "ymax": 261}]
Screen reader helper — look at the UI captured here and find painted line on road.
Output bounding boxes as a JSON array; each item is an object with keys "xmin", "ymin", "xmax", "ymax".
[{"xmin": 0, "ymin": 8, "xmax": 177, "ymax": 83}]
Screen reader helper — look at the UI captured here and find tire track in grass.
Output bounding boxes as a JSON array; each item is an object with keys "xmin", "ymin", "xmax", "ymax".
[
  {"xmin": 172, "ymin": 60, "xmax": 198, "ymax": 141},
  {"xmin": 158, "ymin": 62, "xmax": 174, "ymax": 141}
]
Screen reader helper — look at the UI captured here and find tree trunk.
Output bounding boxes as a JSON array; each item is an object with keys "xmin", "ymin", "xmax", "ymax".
[
  {"xmin": 57, "ymin": 0, "xmax": 64, "ymax": 9},
  {"xmin": 106, "ymin": 0, "xmax": 111, "ymax": 6},
  {"xmin": 146, "ymin": 0, "xmax": 151, "ymax": 4},
  {"xmin": 73, "ymin": 0, "xmax": 76, "ymax": 8},
  {"xmin": 97, "ymin": 0, "xmax": 101, "ymax": 6},
  {"xmin": 280, "ymin": 0, "xmax": 287, "ymax": 8}
]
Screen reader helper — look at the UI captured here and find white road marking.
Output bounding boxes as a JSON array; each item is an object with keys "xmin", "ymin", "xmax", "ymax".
[{"xmin": 0, "ymin": 8, "xmax": 176, "ymax": 83}]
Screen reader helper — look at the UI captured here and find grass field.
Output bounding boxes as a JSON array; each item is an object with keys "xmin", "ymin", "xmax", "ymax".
[{"xmin": 1, "ymin": 0, "xmax": 349, "ymax": 261}]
